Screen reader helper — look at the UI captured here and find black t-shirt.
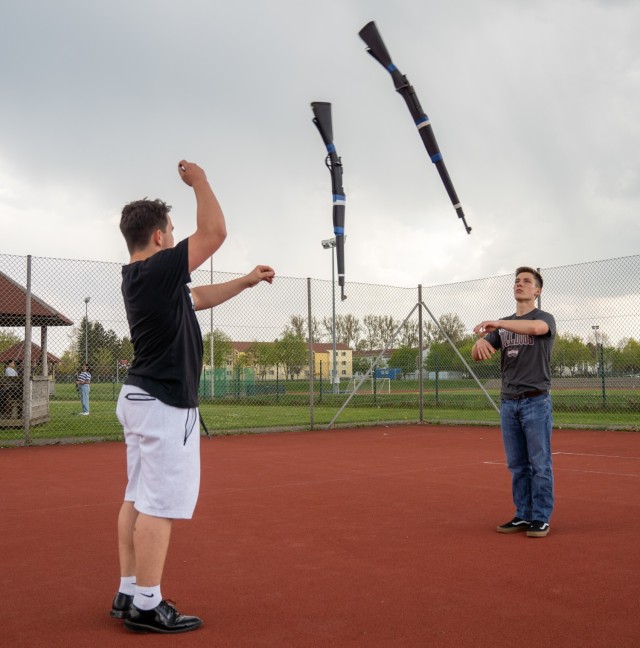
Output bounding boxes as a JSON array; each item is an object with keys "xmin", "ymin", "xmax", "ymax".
[
  {"xmin": 121, "ymin": 239, "xmax": 202, "ymax": 408},
  {"xmin": 484, "ymin": 308, "xmax": 556, "ymax": 398}
]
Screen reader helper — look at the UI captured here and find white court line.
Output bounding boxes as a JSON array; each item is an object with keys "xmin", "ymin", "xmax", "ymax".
[
  {"xmin": 558, "ymin": 468, "xmax": 639, "ymax": 478},
  {"xmin": 483, "ymin": 459, "xmax": 639, "ymax": 477},
  {"xmin": 553, "ymin": 452, "xmax": 640, "ymax": 460}
]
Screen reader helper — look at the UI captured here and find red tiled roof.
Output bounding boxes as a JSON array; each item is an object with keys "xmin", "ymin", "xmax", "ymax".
[
  {"xmin": 0, "ymin": 341, "xmax": 61, "ymax": 364},
  {"xmin": 0, "ymin": 270, "xmax": 73, "ymax": 327}
]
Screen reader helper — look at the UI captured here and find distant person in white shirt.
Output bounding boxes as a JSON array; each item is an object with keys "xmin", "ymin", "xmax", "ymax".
[
  {"xmin": 4, "ymin": 360, "xmax": 18, "ymax": 377},
  {"xmin": 76, "ymin": 363, "xmax": 91, "ymax": 415}
]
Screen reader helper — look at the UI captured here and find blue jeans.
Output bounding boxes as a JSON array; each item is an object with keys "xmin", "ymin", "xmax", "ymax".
[
  {"xmin": 79, "ymin": 384, "xmax": 90, "ymax": 413},
  {"xmin": 500, "ymin": 393, "xmax": 554, "ymax": 523}
]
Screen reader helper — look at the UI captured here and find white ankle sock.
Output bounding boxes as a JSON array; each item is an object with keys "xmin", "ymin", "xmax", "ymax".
[
  {"xmin": 133, "ymin": 585, "xmax": 162, "ymax": 611},
  {"xmin": 119, "ymin": 576, "xmax": 136, "ymax": 596}
]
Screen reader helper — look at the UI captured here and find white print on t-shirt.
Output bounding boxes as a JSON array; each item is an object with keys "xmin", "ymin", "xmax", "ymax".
[
  {"xmin": 507, "ymin": 348, "xmax": 519, "ymax": 358},
  {"xmin": 499, "ymin": 330, "xmax": 534, "ymax": 348}
]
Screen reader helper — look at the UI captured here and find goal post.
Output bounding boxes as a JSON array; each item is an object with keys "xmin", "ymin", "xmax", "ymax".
[{"xmin": 345, "ymin": 377, "xmax": 390, "ymax": 395}]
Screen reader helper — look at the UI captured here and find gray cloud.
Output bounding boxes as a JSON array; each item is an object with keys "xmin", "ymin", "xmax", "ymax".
[{"xmin": 1, "ymin": 0, "xmax": 638, "ymax": 287}]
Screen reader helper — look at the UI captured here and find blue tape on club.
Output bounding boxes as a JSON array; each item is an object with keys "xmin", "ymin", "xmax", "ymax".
[
  {"xmin": 431, "ymin": 153, "xmax": 443, "ymax": 163},
  {"xmin": 326, "ymin": 143, "xmax": 336, "ymax": 153},
  {"xmin": 386, "ymin": 64, "xmax": 397, "ymax": 72},
  {"xmin": 334, "ymin": 227, "xmax": 345, "ymax": 234}
]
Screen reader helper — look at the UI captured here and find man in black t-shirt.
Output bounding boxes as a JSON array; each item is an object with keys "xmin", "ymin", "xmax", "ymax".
[
  {"xmin": 472, "ymin": 267, "xmax": 556, "ymax": 538},
  {"xmin": 112, "ymin": 160, "xmax": 275, "ymax": 634}
]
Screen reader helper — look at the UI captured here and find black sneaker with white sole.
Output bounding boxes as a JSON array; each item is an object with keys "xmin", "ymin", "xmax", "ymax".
[
  {"xmin": 527, "ymin": 520, "xmax": 550, "ymax": 538},
  {"xmin": 496, "ymin": 516, "xmax": 530, "ymax": 533}
]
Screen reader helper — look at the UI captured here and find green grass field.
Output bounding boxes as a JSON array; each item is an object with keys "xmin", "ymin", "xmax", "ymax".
[{"xmin": 1, "ymin": 379, "xmax": 637, "ymax": 444}]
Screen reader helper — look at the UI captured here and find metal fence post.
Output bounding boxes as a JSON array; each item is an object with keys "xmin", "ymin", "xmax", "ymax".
[
  {"xmin": 307, "ymin": 278, "xmax": 314, "ymax": 429},
  {"xmin": 23, "ymin": 255, "xmax": 32, "ymax": 445},
  {"xmin": 418, "ymin": 284, "xmax": 424, "ymax": 423}
]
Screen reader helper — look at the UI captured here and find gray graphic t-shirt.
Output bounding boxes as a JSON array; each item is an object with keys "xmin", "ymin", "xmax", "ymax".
[{"xmin": 484, "ymin": 308, "xmax": 556, "ymax": 398}]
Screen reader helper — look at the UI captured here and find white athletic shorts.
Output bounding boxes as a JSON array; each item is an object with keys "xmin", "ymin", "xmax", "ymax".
[{"xmin": 116, "ymin": 384, "xmax": 201, "ymax": 520}]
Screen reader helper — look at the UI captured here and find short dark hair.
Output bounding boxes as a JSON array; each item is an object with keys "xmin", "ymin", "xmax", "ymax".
[
  {"xmin": 515, "ymin": 266, "xmax": 543, "ymax": 289},
  {"xmin": 120, "ymin": 199, "xmax": 172, "ymax": 254}
]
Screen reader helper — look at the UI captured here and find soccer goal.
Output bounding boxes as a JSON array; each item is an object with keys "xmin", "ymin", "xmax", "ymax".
[{"xmin": 345, "ymin": 377, "xmax": 391, "ymax": 395}]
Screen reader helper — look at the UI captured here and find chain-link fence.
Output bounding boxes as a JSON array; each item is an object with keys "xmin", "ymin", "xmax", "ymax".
[{"xmin": 1, "ymin": 253, "xmax": 639, "ymax": 445}]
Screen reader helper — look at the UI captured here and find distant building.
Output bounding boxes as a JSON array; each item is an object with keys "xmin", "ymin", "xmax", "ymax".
[
  {"xmin": 311, "ymin": 343, "xmax": 352, "ymax": 381},
  {"xmin": 221, "ymin": 341, "xmax": 353, "ymax": 380}
]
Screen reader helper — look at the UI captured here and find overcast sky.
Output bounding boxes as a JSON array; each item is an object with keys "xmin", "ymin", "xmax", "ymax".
[{"xmin": 1, "ymin": 0, "xmax": 638, "ymax": 290}]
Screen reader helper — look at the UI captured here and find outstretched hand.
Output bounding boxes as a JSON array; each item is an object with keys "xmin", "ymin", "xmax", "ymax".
[{"xmin": 246, "ymin": 265, "xmax": 275, "ymax": 287}]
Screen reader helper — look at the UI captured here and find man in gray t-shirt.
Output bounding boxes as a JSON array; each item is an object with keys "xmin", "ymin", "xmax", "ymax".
[{"xmin": 472, "ymin": 267, "xmax": 556, "ymax": 538}]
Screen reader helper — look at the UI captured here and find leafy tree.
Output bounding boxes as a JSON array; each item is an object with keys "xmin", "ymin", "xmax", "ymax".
[
  {"xmin": 616, "ymin": 338, "xmax": 640, "ymax": 375},
  {"xmin": 425, "ymin": 335, "xmax": 497, "ymax": 377},
  {"xmin": 310, "ymin": 316, "xmax": 323, "ymax": 343},
  {"xmin": 551, "ymin": 333, "xmax": 591, "ymax": 377},
  {"xmin": 76, "ymin": 317, "xmax": 121, "ymax": 369},
  {"xmin": 118, "ymin": 337, "xmax": 134, "ymax": 365},
  {"xmin": 95, "ymin": 347, "xmax": 115, "ymax": 378},
  {"xmin": 339, "ymin": 314, "xmax": 361, "ymax": 348},
  {"xmin": 361, "ymin": 314, "xmax": 381, "ymax": 350},
  {"xmin": 286, "ymin": 315, "xmax": 326, "ymax": 343},
  {"xmin": 399, "ymin": 320, "xmax": 419, "ymax": 348},
  {"xmin": 425, "ymin": 341, "xmax": 463, "ymax": 373},
  {"xmin": 58, "ymin": 349, "xmax": 79, "ymax": 376},
  {"xmin": 427, "ymin": 313, "xmax": 467, "ymax": 345},
  {"xmin": 274, "ymin": 332, "xmax": 307, "ymax": 380},
  {"xmin": 246, "ymin": 341, "xmax": 278, "ymax": 380},
  {"xmin": 389, "ymin": 346, "xmax": 419, "ymax": 377},
  {"xmin": 378, "ymin": 315, "xmax": 397, "ymax": 348},
  {"xmin": 286, "ymin": 315, "xmax": 307, "ymax": 338},
  {"xmin": 202, "ymin": 329, "xmax": 233, "ymax": 368},
  {"xmin": 0, "ymin": 330, "xmax": 20, "ymax": 354},
  {"xmin": 320, "ymin": 314, "xmax": 362, "ymax": 349},
  {"xmin": 352, "ymin": 355, "xmax": 372, "ymax": 375},
  {"xmin": 235, "ymin": 352, "xmax": 252, "ymax": 369},
  {"xmin": 360, "ymin": 314, "xmax": 398, "ymax": 350}
]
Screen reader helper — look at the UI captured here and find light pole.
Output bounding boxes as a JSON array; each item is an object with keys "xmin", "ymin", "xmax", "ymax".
[
  {"xmin": 84, "ymin": 296, "xmax": 90, "ymax": 363},
  {"xmin": 322, "ymin": 236, "xmax": 346, "ymax": 394},
  {"xmin": 592, "ymin": 324, "xmax": 606, "ymax": 405}
]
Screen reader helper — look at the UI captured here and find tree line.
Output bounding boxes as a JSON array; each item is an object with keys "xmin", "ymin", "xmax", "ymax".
[
  {"xmin": 283, "ymin": 313, "xmax": 640, "ymax": 379},
  {"xmin": 6, "ymin": 311, "xmax": 636, "ymax": 382}
]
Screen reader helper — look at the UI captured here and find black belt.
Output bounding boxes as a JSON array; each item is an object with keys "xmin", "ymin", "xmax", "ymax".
[{"xmin": 503, "ymin": 389, "xmax": 548, "ymax": 400}]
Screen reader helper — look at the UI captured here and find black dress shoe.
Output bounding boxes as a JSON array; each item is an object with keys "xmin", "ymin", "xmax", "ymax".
[
  {"xmin": 110, "ymin": 592, "xmax": 133, "ymax": 619},
  {"xmin": 124, "ymin": 600, "xmax": 203, "ymax": 634}
]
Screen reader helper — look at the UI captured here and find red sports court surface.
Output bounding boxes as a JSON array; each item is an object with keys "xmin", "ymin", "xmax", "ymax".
[{"xmin": 1, "ymin": 425, "xmax": 639, "ymax": 647}]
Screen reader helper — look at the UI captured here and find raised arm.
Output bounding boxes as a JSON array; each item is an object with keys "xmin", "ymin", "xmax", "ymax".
[
  {"xmin": 190, "ymin": 265, "xmax": 275, "ymax": 311},
  {"xmin": 178, "ymin": 160, "xmax": 227, "ymax": 273}
]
